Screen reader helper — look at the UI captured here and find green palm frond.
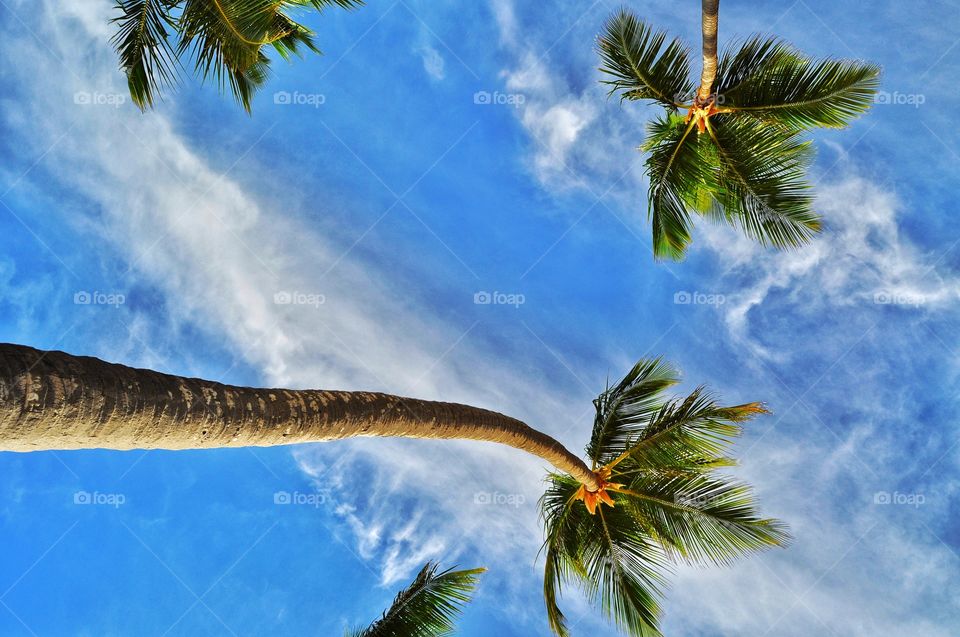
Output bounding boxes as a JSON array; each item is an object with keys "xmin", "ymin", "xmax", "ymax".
[
  {"xmin": 542, "ymin": 475, "xmax": 668, "ymax": 637},
  {"xmin": 713, "ymin": 36, "xmax": 798, "ymax": 97},
  {"xmin": 618, "ymin": 473, "xmax": 790, "ymax": 566},
  {"xmin": 110, "ymin": 0, "xmax": 181, "ymax": 110},
  {"xmin": 587, "ymin": 357, "xmax": 680, "ymax": 467},
  {"xmin": 110, "ymin": 0, "xmax": 363, "ymax": 111},
  {"xmin": 177, "ymin": 0, "xmax": 286, "ymax": 111},
  {"xmin": 643, "ymin": 113, "xmax": 718, "ymax": 260},
  {"xmin": 722, "ymin": 53, "xmax": 881, "ymax": 129},
  {"xmin": 607, "ymin": 386, "xmax": 765, "ymax": 472},
  {"xmin": 706, "ymin": 115, "xmax": 821, "ymax": 249},
  {"xmin": 348, "ymin": 562, "xmax": 484, "ymax": 637},
  {"xmin": 598, "ymin": 10, "xmax": 693, "ymax": 108}
]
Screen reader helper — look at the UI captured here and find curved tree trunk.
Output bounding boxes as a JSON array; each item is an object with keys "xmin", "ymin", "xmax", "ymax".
[
  {"xmin": 697, "ymin": 0, "xmax": 720, "ymax": 102},
  {"xmin": 0, "ymin": 344, "xmax": 601, "ymax": 490}
]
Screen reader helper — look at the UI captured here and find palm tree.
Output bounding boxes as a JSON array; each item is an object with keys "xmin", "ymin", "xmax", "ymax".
[
  {"xmin": 0, "ymin": 343, "xmax": 786, "ymax": 635},
  {"xmin": 347, "ymin": 562, "xmax": 483, "ymax": 637},
  {"xmin": 598, "ymin": 3, "xmax": 881, "ymax": 260},
  {"xmin": 110, "ymin": 0, "xmax": 363, "ymax": 112},
  {"xmin": 541, "ymin": 357, "xmax": 788, "ymax": 636}
]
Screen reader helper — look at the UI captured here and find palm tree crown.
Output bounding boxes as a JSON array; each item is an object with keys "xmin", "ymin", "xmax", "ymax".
[
  {"xmin": 598, "ymin": 8, "xmax": 880, "ymax": 260},
  {"xmin": 110, "ymin": 0, "xmax": 363, "ymax": 111},
  {"xmin": 347, "ymin": 562, "xmax": 484, "ymax": 637},
  {"xmin": 541, "ymin": 358, "xmax": 789, "ymax": 636}
]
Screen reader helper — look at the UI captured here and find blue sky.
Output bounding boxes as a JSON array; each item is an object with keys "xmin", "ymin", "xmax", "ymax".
[{"xmin": 1, "ymin": 0, "xmax": 959, "ymax": 635}]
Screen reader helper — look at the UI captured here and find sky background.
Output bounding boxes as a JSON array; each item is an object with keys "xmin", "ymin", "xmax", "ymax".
[{"xmin": 1, "ymin": 0, "xmax": 959, "ymax": 635}]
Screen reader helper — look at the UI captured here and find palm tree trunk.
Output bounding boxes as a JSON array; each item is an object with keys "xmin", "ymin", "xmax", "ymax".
[
  {"xmin": 0, "ymin": 344, "xmax": 601, "ymax": 490},
  {"xmin": 697, "ymin": 0, "xmax": 720, "ymax": 103}
]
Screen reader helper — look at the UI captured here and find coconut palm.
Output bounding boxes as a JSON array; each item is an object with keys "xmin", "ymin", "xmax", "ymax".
[
  {"xmin": 347, "ymin": 562, "xmax": 484, "ymax": 637},
  {"xmin": 598, "ymin": 2, "xmax": 881, "ymax": 260},
  {"xmin": 0, "ymin": 343, "xmax": 786, "ymax": 636},
  {"xmin": 110, "ymin": 0, "xmax": 363, "ymax": 111},
  {"xmin": 541, "ymin": 357, "xmax": 788, "ymax": 636}
]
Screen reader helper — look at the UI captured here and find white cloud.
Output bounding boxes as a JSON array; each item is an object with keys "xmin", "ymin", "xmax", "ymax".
[
  {"xmin": 698, "ymin": 172, "xmax": 960, "ymax": 360},
  {"xmin": 417, "ymin": 43, "xmax": 446, "ymax": 81},
  {"xmin": 495, "ymin": 43, "xmax": 602, "ymax": 186}
]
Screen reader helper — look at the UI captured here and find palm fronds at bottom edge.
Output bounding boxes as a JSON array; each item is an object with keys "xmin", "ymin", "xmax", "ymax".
[{"xmin": 347, "ymin": 562, "xmax": 484, "ymax": 637}]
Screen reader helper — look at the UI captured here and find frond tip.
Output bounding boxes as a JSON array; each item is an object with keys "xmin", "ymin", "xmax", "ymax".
[{"xmin": 110, "ymin": 0, "xmax": 181, "ymax": 110}]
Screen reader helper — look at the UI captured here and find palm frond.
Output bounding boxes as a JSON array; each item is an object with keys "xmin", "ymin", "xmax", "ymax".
[
  {"xmin": 706, "ymin": 115, "xmax": 821, "ymax": 249},
  {"xmin": 722, "ymin": 50, "xmax": 881, "ymax": 129},
  {"xmin": 542, "ymin": 475, "xmax": 668, "ymax": 637},
  {"xmin": 619, "ymin": 473, "xmax": 790, "ymax": 566},
  {"xmin": 598, "ymin": 9, "xmax": 693, "ymax": 108},
  {"xmin": 642, "ymin": 113, "xmax": 717, "ymax": 260},
  {"xmin": 110, "ymin": 0, "xmax": 181, "ymax": 110},
  {"xmin": 587, "ymin": 358, "xmax": 680, "ymax": 467},
  {"xmin": 115, "ymin": 0, "xmax": 361, "ymax": 111},
  {"xmin": 713, "ymin": 36, "xmax": 798, "ymax": 98},
  {"xmin": 608, "ymin": 387, "xmax": 766, "ymax": 472},
  {"xmin": 179, "ymin": 0, "xmax": 324, "ymax": 110},
  {"xmin": 350, "ymin": 562, "xmax": 484, "ymax": 637}
]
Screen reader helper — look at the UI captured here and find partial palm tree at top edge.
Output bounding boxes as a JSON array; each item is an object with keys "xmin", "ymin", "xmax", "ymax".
[
  {"xmin": 0, "ymin": 342, "xmax": 788, "ymax": 636},
  {"xmin": 598, "ymin": 1, "xmax": 881, "ymax": 260},
  {"xmin": 347, "ymin": 562, "xmax": 484, "ymax": 637},
  {"xmin": 110, "ymin": 0, "xmax": 364, "ymax": 112}
]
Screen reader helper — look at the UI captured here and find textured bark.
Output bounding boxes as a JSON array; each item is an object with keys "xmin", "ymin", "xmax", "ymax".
[
  {"xmin": 0, "ymin": 344, "xmax": 601, "ymax": 490},
  {"xmin": 697, "ymin": 0, "xmax": 720, "ymax": 102}
]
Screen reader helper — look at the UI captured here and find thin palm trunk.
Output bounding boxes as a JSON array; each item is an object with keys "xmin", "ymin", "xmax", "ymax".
[
  {"xmin": 697, "ymin": 0, "xmax": 720, "ymax": 102},
  {"xmin": 0, "ymin": 344, "xmax": 601, "ymax": 490}
]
